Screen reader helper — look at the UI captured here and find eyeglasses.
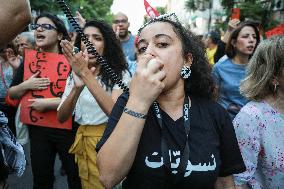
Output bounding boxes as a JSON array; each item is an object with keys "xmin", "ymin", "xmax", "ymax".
[
  {"xmin": 112, "ymin": 19, "xmax": 128, "ymax": 24},
  {"xmin": 30, "ymin": 23, "xmax": 57, "ymax": 31}
]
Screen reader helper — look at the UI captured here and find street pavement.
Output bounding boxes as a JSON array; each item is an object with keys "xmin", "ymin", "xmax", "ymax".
[{"xmin": 7, "ymin": 142, "xmax": 69, "ymax": 189}]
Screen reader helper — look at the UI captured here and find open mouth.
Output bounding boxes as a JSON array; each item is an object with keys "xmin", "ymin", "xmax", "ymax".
[
  {"xmin": 36, "ymin": 34, "xmax": 46, "ymax": 40},
  {"xmin": 247, "ymin": 46, "xmax": 254, "ymax": 51}
]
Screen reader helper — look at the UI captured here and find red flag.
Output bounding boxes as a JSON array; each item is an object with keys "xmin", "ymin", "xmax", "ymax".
[{"xmin": 144, "ymin": 0, "xmax": 160, "ymax": 18}]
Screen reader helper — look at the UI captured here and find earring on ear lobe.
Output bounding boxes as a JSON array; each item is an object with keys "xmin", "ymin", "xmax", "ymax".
[
  {"xmin": 274, "ymin": 83, "xmax": 278, "ymax": 92},
  {"xmin": 180, "ymin": 65, "xmax": 191, "ymax": 79}
]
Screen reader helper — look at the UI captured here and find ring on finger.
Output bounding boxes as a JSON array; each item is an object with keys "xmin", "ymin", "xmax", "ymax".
[{"xmin": 72, "ymin": 47, "xmax": 79, "ymax": 56}]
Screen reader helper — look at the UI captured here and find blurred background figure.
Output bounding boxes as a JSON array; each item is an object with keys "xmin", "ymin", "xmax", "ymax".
[
  {"xmin": 233, "ymin": 36, "xmax": 284, "ymax": 189},
  {"xmin": 112, "ymin": 12, "xmax": 136, "ymax": 62},
  {"xmin": 17, "ymin": 31, "xmax": 35, "ymax": 57},
  {"xmin": 204, "ymin": 31, "xmax": 221, "ymax": 65},
  {"xmin": 0, "ymin": 42, "xmax": 21, "ymax": 135},
  {"xmin": 112, "ymin": 12, "xmax": 137, "ymax": 75},
  {"xmin": 214, "ymin": 19, "xmax": 240, "ymax": 63},
  {"xmin": 212, "ymin": 21, "xmax": 260, "ymax": 120}
]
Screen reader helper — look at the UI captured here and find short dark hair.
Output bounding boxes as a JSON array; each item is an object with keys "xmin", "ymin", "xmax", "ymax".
[
  {"xmin": 35, "ymin": 13, "xmax": 70, "ymax": 54},
  {"xmin": 74, "ymin": 19, "xmax": 128, "ymax": 90},
  {"xmin": 208, "ymin": 31, "xmax": 220, "ymax": 44},
  {"xmin": 226, "ymin": 21, "xmax": 260, "ymax": 59}
]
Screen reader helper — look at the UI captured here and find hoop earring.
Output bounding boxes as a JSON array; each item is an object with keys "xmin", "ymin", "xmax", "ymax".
[{"xmin": 180, "ymin": 65, "xmax": 191, "ymax": 79}]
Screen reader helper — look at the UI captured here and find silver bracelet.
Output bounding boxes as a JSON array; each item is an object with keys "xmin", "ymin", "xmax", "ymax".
[{"xmin": 123, "ymin": 107, "xmax": 147, "ymax": 119}]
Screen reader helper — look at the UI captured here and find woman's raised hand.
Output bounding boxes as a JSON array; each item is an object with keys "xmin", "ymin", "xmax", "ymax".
[
  {"xmin": 72, "ymin": 70, "xmax": 85, "ymax": 88},
  {"xmin": 23, "ymin": 72, "xmax": 50, "ymax": 91},
  {"xmin": 228, "ymin": 19, "xmax": 240, "ymax": 31},
  {"xmin": 129, "ymin": 55, "xmax": 166, "ymax": 108},
  {"xmin": 76, "ymin": 11, "xmax": 86, "ymax": 28},
  {"xmin": 5, "ymin": 47, "xmax": 21, "ymax": 69},
  {"xmin": 60, "ymin": 40, "xmax": 89, "ymax": 77}
]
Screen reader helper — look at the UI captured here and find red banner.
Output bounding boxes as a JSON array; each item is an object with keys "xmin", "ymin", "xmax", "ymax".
[
  {"xmin": 265, "ymin": 24, "xmax": 284, "ymax": 38},
  {"xmin": 20, "ymin": 49, "xmax": 72, "ymax": 130}
]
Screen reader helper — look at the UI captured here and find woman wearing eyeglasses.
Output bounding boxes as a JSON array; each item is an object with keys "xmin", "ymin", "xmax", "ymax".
[{"xmin": 8, "ymin": 13, "xmax": 81, "ymax": 189}]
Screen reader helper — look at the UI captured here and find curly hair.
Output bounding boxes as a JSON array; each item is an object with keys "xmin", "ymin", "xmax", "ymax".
[
  {"xmin": 35, "ymin": 13, "xmax": 70, "ymax": 54},
  {"xmin": 141, "ymin": 19, "xmax": 215, "ymax": 99},
  {"xmin": 74, "ymin": 19, "xmax": 128, "ymax": 90},
  {"xmin": 240, "ymin": 36, "xmax": 284, "ymax": 101}
]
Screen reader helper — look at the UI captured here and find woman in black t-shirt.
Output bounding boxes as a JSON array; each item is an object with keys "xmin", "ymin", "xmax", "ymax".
[{"xmin": 96, "ymin": 13, "xmax": 245, "ymax": 189}]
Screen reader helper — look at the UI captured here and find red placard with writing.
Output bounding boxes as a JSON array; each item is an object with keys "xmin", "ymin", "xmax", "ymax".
[{"xmin": 20, "ymin": 49, "xmax": 72, "ymax": 130}]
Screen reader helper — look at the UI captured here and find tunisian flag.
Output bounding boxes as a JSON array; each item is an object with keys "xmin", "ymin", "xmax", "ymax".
[{"xmin": 144, "ymin": 0, "xmax": 160, "ymax": 18}]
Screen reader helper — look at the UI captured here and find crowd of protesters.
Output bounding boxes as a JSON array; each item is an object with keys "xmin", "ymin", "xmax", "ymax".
[{"xmin": 0, "ymin": 0, "xmax": 283, "ymax": 189}]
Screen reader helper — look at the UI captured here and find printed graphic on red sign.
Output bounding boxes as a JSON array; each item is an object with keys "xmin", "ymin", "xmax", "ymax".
[{"xmin": 20, "ymin": 49, "xmax": 72, "ymax": 130}]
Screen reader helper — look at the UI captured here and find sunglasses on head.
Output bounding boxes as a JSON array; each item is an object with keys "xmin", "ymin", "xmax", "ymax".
[{"xmin": 31, "ymin": 23, "xmax": 57, "ymax": 31}]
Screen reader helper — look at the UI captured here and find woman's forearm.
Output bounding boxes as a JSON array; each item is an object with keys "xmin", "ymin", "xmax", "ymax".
[
  {"xmin": 8, "ymin": 81, "xmax": 29, "ymax": 99},
  {"xmin": 44, "ymin": 98, "xmax": 61, "ymax": 111},
  {"xmin": 80, "ymin": 70, "xmax": 114, "ymax": 115},
  {"xmin": 57, "ymin": 87, "xmax": 82, "ymax": 123},
  {"xmin": 97, "ymin": 99, "xmax": 150, "ymax": 189}
]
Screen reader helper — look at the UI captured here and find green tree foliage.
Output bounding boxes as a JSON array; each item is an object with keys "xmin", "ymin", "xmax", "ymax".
[
  {"xmin": 30, "ymin": 0, "xmax": 114, "ymax": 23},
  {"xmin": 185, "ymin": 0, "xmax": 211, "ymax": 11},
  {"xmin": 156, "ymin": 7, "xmax": 166, "ymax": 15},
  {"xmin": 185, "ymin": 0, "xmax": 279, "ymax": 32},
  {"xmin": 185, "ymin": 0, "xmax": 198, "ymax": 11},
  {"xmin": 77, "ymin": 0, "xmax": 114, "ymax": 23},
  {"xmin": 143, "ymin": 6, "xmax": 167, "ymax": 24},
  {"xmin": 30, "ymin": 0, "xmax": 78, "ymax": 14},
  {"xmin": 221, "ymin": 0, "xmax": 279, "ymax": 31}
]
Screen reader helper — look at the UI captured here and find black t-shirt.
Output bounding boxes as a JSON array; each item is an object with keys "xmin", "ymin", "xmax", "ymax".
[{"xmin": 96, "ymin": 93, "xmax": 245, "ymax": 189}]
